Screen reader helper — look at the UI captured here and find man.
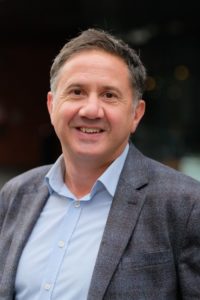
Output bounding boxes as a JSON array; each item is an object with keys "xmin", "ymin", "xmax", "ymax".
[{"xmin": 0, "ymin": 28, "xmax": 200, "ymax": 300}]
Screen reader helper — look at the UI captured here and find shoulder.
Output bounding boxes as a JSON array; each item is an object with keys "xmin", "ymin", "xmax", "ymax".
[
  {"xmin": 127, "ymin": 143, "xmax": 200, "ymax": 196},
  {"xmin": 147, "ymin": 156, "xmax": 200, "ymax": 194},
  {"xmin": 0, "ymin": 164, "xmax": 52, "ymax": 196},
  {"xmin": 125, "ymin": 145, "xmax": 200, "ymax": 240}
]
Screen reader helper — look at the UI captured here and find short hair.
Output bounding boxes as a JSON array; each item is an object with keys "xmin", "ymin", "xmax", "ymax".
[{"xmin": 50, "ymin": 28, "xmax": 147, "ymax": 100}]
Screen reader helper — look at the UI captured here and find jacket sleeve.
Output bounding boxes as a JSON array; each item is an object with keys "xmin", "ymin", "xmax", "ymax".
[
  {"xmin": 0, "ymin": 177, "xmax": 20, "ymax": 235},
  {"xmin": 0, "ymin": 186, "xmax": 9, "ymax": 233},
  {"xmin": 178, "ymin": 198, "xmax": 200, "ymax": 299}
]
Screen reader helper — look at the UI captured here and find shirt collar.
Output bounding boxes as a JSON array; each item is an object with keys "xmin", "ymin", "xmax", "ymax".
[
  {"xmin": 45, "ymin": 155, "xmax": 68, "ymax": 196},
  {"xmin": 97, "ymin": 145, "xmax": 129, "ymax": 197},
  {"xmin": 45, "ymin": 144, "xmax": 129, "ymax": 199}
]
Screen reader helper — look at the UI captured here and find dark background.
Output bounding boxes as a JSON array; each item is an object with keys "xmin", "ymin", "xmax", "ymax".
[{"xmin": 0, "ymin": 0, "xmax": 199, "ymax": 174}]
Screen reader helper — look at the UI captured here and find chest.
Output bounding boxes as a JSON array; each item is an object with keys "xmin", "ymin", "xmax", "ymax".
[{"xmin": 14, "ymin": 191, "xmax": 112, "ymax": 300}]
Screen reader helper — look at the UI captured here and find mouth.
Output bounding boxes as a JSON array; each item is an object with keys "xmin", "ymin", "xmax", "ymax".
[{"xmin": 78, "ymin": 127, "xmax": 104, "ymax": 134}]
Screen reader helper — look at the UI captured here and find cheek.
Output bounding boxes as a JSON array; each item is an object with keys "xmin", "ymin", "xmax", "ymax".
[
  {"xmin": 54, "ymin": 104, "xmax": 76, "ymax": 123},
  {"xmin": 107, "ymin": 109, "xmax": 134, "ymax": 131},
  {"xmin": 121, "ymin": 113, "xmax": 136, "ymax": 135}
]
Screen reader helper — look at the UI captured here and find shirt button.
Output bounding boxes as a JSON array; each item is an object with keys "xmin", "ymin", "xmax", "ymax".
[
  {"xmin": 44, "ymin": 283, "xmax": 51, "ymax": 291},
  {"xmin": 74, "ymin": 200, "xmax": 80, "ymax": 208},
  {"xmin": 58, "ymin": 240, "xmax": 65, "ymax": 248}
]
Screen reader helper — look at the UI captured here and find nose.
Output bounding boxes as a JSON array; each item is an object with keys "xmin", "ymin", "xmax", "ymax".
[{"xmin": 78, "ymin": 95, "xmax": 104, "ymax": 119}]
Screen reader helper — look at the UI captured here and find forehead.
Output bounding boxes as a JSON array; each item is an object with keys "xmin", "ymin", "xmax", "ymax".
[
  {"xmin": 66, "ymin": 48, "xmax": 126, "ymax": 63},
  {"xmin": 57, "ymin": 49, "xmax": 132, "ymax": 85}
]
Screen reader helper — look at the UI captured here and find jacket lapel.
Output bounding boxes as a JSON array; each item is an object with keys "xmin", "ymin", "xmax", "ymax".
[{"xmin": 88, "ymin": 144, "xmax": 149, "ymax": 300}]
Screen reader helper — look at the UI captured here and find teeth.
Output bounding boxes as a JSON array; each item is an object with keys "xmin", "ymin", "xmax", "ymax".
[{"xmin": 80, "ymin": 128, "xmax": 101, "ymax": 133}]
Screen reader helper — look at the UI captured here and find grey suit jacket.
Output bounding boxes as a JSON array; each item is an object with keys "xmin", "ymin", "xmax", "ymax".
[{"xmin": 1, "ymin": 144, "xmax": 200, "ymax": 300}]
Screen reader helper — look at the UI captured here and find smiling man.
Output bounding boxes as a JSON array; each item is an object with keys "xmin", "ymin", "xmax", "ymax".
[
  {"xmin": 1, "ymin": 29, "xmax": 200, "ymax": 300},
  {"xmin": 47, "ymin": 48, "xmax": 145, "ymax": 198}
]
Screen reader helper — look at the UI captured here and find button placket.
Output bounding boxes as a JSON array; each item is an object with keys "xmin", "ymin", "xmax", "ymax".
[
  {"xmin": 38, "ymin": 204, "xmax": 82, "ymax": 300},
  {"xmin": 44, "ymin": 283, "xmax": 51, "ymax": 291},
  {"xmin": 58, "ymin": 240, "xmax": 65, "ymax": 248}
]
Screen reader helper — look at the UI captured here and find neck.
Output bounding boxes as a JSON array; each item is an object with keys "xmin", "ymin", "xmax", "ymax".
[{"xmin": 63, "ymin": 155, "xmax": 112, "ymax": 199}]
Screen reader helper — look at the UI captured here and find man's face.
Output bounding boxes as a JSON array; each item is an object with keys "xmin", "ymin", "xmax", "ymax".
[{"xmin": 47, "ymin": 50, "xmax": 145, "ymax": 166}]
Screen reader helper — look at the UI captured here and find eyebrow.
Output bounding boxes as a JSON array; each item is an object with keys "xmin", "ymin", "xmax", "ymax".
[
  {"xmin": 101, "ymin": 85, "xmax": 121, "ymax": 92},
  {"xmin": 62, "ymin": 83, "xmax": 83, "ymax": 94},
  {"xmin": 63, "ymin": 83, "xmax": 122, "ymax": 94}
]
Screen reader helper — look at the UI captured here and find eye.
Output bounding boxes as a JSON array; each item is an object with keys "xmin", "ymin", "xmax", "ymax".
[
  {"xmin": 73, "ymin": 88, "xmax": 82, "ymax": 95},
  {"xmin": 103, "ymin": 91, "xmax": 119, "ymax": 102},
  {"xmin": 67, "ymin": 87, "xmax": 84, "ymax": 98},
  {"xmin": 105, "ymin": 92, "xmax": 114, "ymax": 98}
]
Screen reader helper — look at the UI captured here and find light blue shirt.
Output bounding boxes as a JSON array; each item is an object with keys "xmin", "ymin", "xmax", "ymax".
[{"xmin": 15, "ymin": 145, "xmax": 129, "ymax": 300}]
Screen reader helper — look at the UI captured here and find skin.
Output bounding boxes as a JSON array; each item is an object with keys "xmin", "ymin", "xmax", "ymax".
[{"xmin": 47, "ymin": 49, "xmax": 145, "ymax": 198}]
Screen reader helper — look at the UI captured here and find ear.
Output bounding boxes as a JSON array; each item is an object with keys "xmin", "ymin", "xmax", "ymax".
[
  {"xmin": 47, "ymin": 91, "xmax": 54, "ymax": 116},
  {"xmin": 131, "ymin": 100, "xmax": 145, "ymax": 134},
  {"xmin": 47, "ymin": 91, "xmax": 56, "ymax": 126}
]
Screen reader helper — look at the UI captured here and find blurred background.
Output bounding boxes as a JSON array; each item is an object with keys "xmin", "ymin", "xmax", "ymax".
[{"xmin": 0, "ymin": 0, "xmax": 200, "ymax": 187}]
